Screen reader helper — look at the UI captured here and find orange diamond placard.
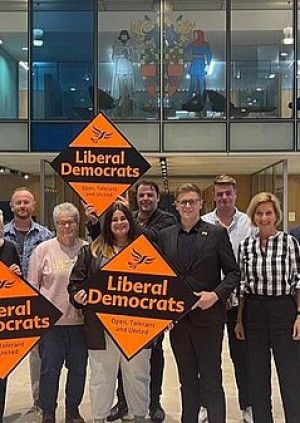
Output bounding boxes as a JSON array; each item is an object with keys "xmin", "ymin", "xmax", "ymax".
[
  {"xmin": 0, "ymin": 261, "xmax": 62, "ymax": 378},
  {"xmin": 51, "ymin": 113, "xmax": 151, "ymax": 217},
  {"xmin": 86, "ymin": 235, "xmax": 197, "ymax": 359}
]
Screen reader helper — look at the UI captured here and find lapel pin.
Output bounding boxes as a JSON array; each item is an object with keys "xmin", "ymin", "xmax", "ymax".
[{"xmin": 201, "ymin": 231, "xmax": 208, "ymax": 236}]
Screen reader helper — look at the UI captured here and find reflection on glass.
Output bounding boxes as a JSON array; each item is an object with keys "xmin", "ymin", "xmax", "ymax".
[
  {"xmin": 0, "ymin": 2, "xmax": 28, "ymax": 119},
  {"xmin": 165, "ymin": 0, "xmax": 225, "ymax": 120},
  {"xmin": 32, "ymin": 1, "xmax": 94, "ymax": 120},
  {"xmin": 111, "ymin": 30, "xmax": 136, "ymax": 116},
  {"xmin": 231, "ymin": 1, "xmax": 293, "ymax": 118},
  {"xmin": 98, "ymin": 2, "xmax": 160, "ymax": 120}
]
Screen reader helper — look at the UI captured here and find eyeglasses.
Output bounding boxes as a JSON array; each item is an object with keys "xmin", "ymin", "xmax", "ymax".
[
  {"xmin": 176, "ymin": 199, "xmax": 200, "ymax": 207},
  {"xmin": 57, "ymin": 220, "xmax": 77, "ymax": 227}
]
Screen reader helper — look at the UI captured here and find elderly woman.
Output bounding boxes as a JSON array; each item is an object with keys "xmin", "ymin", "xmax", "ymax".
[
  {"xmin": 235, "ymin": 192, "xmax": 300, "ymax": 423},
  {"xmin": 0, "ymin": 210, "xmax": 21, "ymax": 421},
  {"xmin": 28, "ymin": 203, "xmax": 88, "ymax": 423},
  {"xmin": 68, "ymin": 203, "xmax": 150, "ymax": 423}
]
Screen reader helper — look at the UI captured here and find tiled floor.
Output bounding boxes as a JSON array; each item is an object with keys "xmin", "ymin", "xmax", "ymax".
[{"xmin": 4, "ymin": 333, "xmax": 285, "ymax": 422}]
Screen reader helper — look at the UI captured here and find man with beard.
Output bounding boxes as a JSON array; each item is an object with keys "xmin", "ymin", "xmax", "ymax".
[
  {"xmin": 4, "ymin": 187, "xmax": 52, "ymax": 415},
  {"xmin": 85, "ymin": 179, "xmax": 177, "ymax": 422}
]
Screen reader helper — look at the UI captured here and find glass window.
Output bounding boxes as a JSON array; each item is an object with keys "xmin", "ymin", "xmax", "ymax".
[
  {"xmin": 231, "ymin": 0, "xmax": 294, "ymax": 118},
  {"xmin": 164, "ymin": 122, "xmax": 226, "ymax": 151},
  {"xmin": 0, "ymin": 122, "xmax": 28, "ymax": 150},
  {"xmin": 118, "ymin": 123, "xmax": 160, "ymax": 151},
  {"xmin": 32, "ymin": 1, "xmax": 94, "ymax": 120},
  {"xmin": 297, "ymin": 0, "xmax": 300, "ymax": 117},
  {"xmin": 0, "ymin": 1, "xmax": 28, "ymax": 119},
  {"xmin": 31, "ymin": 122, "xmax": 86, "ymax": 151},
  {"xmin": 165, "ymin": 0, "xmax": 226, "ymax": 120},
  {"xmin": 230, "ymin": 122, "xmax": 293, "ymax": 150},
  {"xmin": 98, "ymin": 0, "xmax": 160, "ymax": 120}
]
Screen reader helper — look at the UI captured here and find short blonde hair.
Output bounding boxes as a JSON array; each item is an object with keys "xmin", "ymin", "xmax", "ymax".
[
  {"xmin": 213, "ymin": 174, "xmax": 237, "ymax": 188},
  {"xmin": 246, "ymin": 192, "xmax": 282, "ymax": 226},
  {"xmin": 175, "ymin": 183, "xmax": 202, "ymax": 200}
]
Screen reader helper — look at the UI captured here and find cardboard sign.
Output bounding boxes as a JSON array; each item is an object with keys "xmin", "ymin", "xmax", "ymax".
[
  {"xmin": 51, "ymin": 113, "xmax": 151, "ymax": 217},
  {"xmin": 0, "ymin": 262, "xmax": 62, "ymax": 378},
  {"xmin": 87, "ymin": 235, "xmax": 197, "ymax": 359}
]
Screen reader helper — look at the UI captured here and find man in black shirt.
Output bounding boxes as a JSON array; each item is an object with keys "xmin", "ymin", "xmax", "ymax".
[
  {"xmin": 85, "ymin": 179, "xmax": 177, "ymax": 423},
  {"xmin": 158, "ymin": 183, "xmax": 240, "ymax": 423}
]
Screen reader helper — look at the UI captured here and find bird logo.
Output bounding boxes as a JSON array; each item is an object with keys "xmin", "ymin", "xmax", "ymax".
[
  {"xmin": 128, "ymin": 248, "xmax": 155, "ymax": 270},
  {"xmin": 0, "ymin": 280, "xmax": 14, "ymax": 290},
  {"xmin": 91, "ymin": 126, "xmax": 113, "ymax": 143}
]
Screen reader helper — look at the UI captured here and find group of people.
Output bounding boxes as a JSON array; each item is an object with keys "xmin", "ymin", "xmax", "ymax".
[{"xmin": 0, "ymin": 176, "xmax": 300, "ymax": 423}]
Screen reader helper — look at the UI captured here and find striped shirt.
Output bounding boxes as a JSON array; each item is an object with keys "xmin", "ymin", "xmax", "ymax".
[{"xmin": 238, "ymin": 231, "xmax": 300, "ymax": 296}]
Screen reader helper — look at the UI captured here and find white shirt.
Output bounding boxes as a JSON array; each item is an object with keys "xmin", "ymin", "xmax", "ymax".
[{"xmin": 202, "ymin": 208, "xmax": 252, "ymax": 305}]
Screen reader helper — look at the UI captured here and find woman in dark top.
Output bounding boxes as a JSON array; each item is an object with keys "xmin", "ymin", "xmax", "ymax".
[{"xmin": 0, "ymin": 211, "xmax": 21, "ymax": 423}]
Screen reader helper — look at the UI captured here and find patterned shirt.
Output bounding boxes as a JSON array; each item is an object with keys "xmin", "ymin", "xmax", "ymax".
[
  {"xmin": 4, "ymin": 219, "xmax": 53, "ymax": 279},
  {"xmin": 238, "ymin": 231, "xmax": 300, "ymax": 296}
]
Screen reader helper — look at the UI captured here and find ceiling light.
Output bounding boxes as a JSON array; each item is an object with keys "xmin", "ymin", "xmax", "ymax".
[
  {"xmin": 0, "ymin": 39, "xmax": 3, "ymax": 45},
  {"xmin": 269, "ymin": 74, "xmax": 276, "ymax": 79},
  {"xmin": 280, "ymin": 52, "xmax": 288, "ymax": 57},
  {"xmin": 0, "ymin": 167, "xmax": 5, "ymax": 173},
  {"xmin": 22, "ymin": 46, "xmax": 28, "ymax": 51},
  {"xmin": 23, "ymin": 173, "xmax": 29, "ymax": 180}
]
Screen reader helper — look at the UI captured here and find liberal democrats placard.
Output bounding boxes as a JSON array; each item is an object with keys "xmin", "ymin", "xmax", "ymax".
[
  {"xmin": 51, "ymin": 113, "xmax": 151, "ymax": 217},
  {"xmin": 0, "ymin": 262, "xmax": 62, "ymax": 378},
  {"xmin": 86, "ymin": 235, "xmax": 197, "ymax": 359}
]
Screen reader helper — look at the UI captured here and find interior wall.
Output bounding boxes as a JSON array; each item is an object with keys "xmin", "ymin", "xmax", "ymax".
[
  {"xmin": 288, "ymin": 175, "xmax": 300, "ymax": 229},
  {"xmin": 150, "ymin": 174, "xmax": 252, "ymax": 213},
  {"xmin": 0, "ymin": 174, "xmax": 39, "ymax": 209},
  {"xmin": 1, "ymin": 173, "xmax": 299, "ymax": 231}
]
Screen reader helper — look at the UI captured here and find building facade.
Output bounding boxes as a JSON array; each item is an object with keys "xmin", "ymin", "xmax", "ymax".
[{"xmin": 1, "ymin": 0, "xmax": 300, "ymax": 154}]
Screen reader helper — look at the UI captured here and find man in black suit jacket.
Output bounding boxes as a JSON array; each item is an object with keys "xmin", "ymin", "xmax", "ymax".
[{"xmin": 158, "ymin": 183, "xmax": 240, "ymax": 423}]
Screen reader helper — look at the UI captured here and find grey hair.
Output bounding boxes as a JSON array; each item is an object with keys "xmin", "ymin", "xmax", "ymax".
[{"xmin": 53, "ymin": 202, "xmax": 79, "ymax": 226}]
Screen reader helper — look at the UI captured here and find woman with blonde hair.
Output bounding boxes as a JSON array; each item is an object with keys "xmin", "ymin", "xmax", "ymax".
[
  {"xmin": 235, "ymin": 192, "xmax": 300, "ymax": 423},
  {"xmin": 0, "ymin": 210, "xmax": 21, "ymax": 422},
  {"xmin": 69, "ymin": 203, "xmax": 150, "ymax": 423}
]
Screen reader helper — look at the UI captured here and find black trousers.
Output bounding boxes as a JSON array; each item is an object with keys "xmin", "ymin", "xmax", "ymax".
[
  {"xmin": 170, "ymin": 316, "xmax": 225, "ymax": 423},
  {"xmin": 226, "ymin": 307, "xmax": 249, "ymax": 411},
  {"xmin": 246, "ymin": 295, "xmax": 300, "ymax": 423},
  {"xmin": 117, "ymin": 334, "xmax": 164, "ymax": 408},
  {"xmin": 0, "ymin": 378, "xmax": 7, "ymax": 422}
]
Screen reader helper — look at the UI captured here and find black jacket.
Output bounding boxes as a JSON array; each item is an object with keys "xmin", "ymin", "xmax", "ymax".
[
  {"xmin": 87, "ymin": 208, "xmax": 177, "ymax": 243},
  {"xmin": 68, "ymin": 245, "xmax": 106, "ymax": 349},
  {"xmin": 158, "ymin": 219, "xmax": 240, "ymax": 326}
]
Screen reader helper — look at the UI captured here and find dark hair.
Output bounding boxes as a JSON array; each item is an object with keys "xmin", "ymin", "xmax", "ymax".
[
  {"xmin": 102, "ymin": 203, "xmax": 136, "ymax": 246},
  {"xmin": 135, "ymin": 179, "xmax": 160, "ymax": 197}
]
